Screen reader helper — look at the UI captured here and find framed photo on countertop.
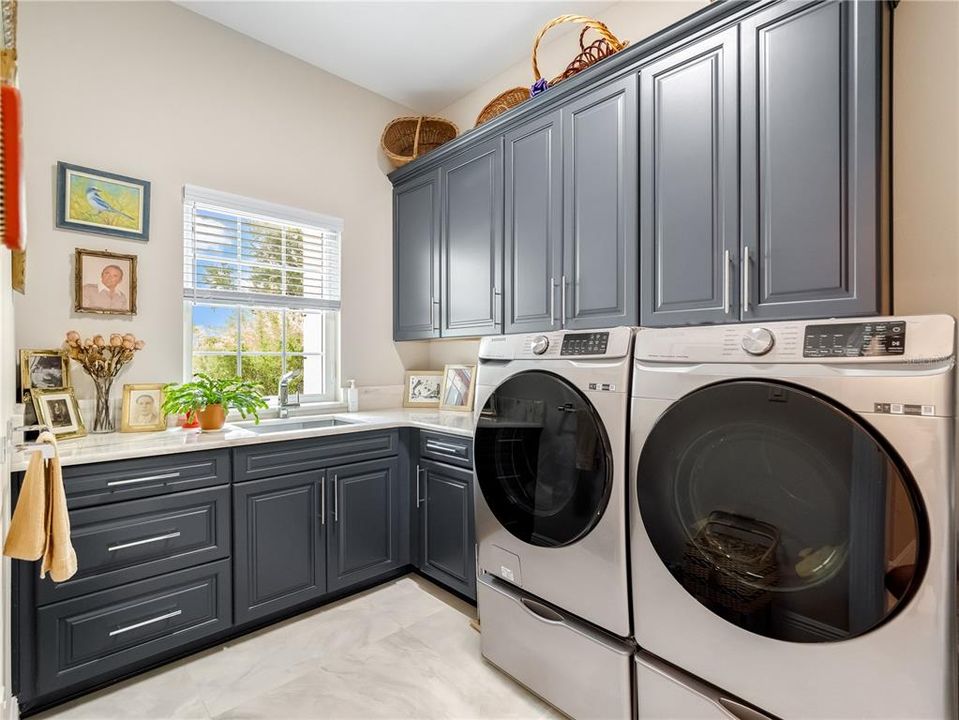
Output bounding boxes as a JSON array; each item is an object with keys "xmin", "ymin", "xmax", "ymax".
[
  {"xmin": 120, "ymin": 384, "xmax": 166, "ymax": 432},
  {"xmin": 403, "ymin": 371, "xmax": 443, "ymax": 408},
  {"xmin": 33, "ymin": 387, "xmax": 86, "ymax": 440},
  {"xmin": 439, "ymin": 364, "xmax": 476, "ymax": 413}
]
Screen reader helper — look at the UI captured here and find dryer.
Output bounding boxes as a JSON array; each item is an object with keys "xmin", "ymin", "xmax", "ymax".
[{"xmin": 629, "ymin": 315, "xmax": 956, "ymax": 719}]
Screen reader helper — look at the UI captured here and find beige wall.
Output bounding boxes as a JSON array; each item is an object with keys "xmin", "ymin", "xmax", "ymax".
[
  {"xmin": 15, "ymin": 0, "xmax": 429, "ymax": 402},
  {"xmin": 892, "ymin": 0, "xmax": 959, "ymax": 321}
]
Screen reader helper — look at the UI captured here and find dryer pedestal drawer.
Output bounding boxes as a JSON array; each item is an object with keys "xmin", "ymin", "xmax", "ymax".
[
  {"xmin": 477, "ymin": 574, "xmax": 633, "ymax": 719},
  {"xmin": 35, "ymin": 560, "xmax": 231, "ymax": 696}
]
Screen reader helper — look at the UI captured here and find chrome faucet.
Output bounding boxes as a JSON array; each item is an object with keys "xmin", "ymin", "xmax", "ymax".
[{"xmin": 277, "ymin": 370, "xmax": 303, "ymax": 419}]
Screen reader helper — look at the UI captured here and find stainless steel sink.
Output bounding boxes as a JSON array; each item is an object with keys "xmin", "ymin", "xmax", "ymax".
[{"xmin": 233, "ymin": 416, "xmax": 360, "ymax": 434}]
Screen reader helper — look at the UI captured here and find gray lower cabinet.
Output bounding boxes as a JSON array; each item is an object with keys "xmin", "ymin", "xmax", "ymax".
[
  {"xmin": 504, "ymin": 110, "xmax": 563, "ymax": 334},
  {"xmin": 415, "ymin": 460, "xmax": 476, "ymax": 601},
  {"xmin": 233, "ymin": 471, "xmax": 327, "ymax": 624},
  {"xmin": 639, "ymin": 27, "xmax": 740, "ymax": 327},
  {"xmin": 440, "ymin": 137, "xmax": 504, "ymax": 337},
  {"xmin": 740, "ymin": 0, "xmax": 884, "ymax": 321},
  {"xmin": 561, "ymin": 75, "xmax": 639, "ymax": 329},
  {"xmin": 327, "ymin": 457, "xmax": 404, "ymax": 593},
  {"xmin": 394, "ymin": 170, "xmax": 440, "ymax": 340}
]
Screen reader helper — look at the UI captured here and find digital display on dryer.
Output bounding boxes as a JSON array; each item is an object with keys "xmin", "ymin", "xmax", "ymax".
[
  {"xmin": 803, "ymin": 322, "xmax": 906, "ymax": 358},
  {"xmin": 560, "ymin": 332, "xmax": 609, "ymax": 356}
]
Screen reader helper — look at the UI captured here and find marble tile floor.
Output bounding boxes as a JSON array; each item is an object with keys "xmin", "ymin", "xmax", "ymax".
[{"xmin": 35, "ymin": 574, "xmax": 563, "ymax": 720}]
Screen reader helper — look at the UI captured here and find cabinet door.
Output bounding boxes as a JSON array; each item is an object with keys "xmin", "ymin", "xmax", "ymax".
[
  {"xmin": 562, "ymin": 75, "xmax": 638, "ymax": 330},
  {"xmin": 394, "ymin": 170, "xmax": 440, "ymax": 340},
  {"xmin": 640, "ymin": 27, "xmax": 740, "ymax": 327},
  {"xmin": 741, "ymin": 0, "xmax": 881, "ymax": 320},
  {"xmin": 327, "ymin": 457, "xmax": 402, "ymax": 593},
  {"xmin": 504, "ymin": 111, "xmax": 563, "ymax": 334},
  {"xmin": 440, "ymin": 137, "xmax": 504, "ymax": 337},
  {"xmin": 417, "ymin": 461, "xmax": 476, "ymax": 600},
  {"xmin": 233, "ymin": 471, "xmax": 326, "ymax": 625}
]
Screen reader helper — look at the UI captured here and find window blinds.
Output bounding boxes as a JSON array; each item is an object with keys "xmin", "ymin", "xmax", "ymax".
[{"xmin": 183, "ymin": 186, "xmax": 342, "ymax": 311}]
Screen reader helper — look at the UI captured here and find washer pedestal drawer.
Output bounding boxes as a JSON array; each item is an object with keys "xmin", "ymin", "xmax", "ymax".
[{"xmin": 477, "ymin": 573, "xmax": 633, "ymax": 720}]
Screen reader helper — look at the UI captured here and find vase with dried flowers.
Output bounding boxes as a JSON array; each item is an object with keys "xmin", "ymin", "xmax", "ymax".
[{"xmin": 63, "ymin": 331, "xmax": 145, "ymax": 433}]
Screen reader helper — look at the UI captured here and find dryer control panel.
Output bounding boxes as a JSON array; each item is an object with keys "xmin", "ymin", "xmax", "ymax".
[
  {"xmin": 560, "ymin": 332, "xmax": 610, "ymax": 356},
  {"xmin": 803, "ymin": 321, "xmax": 906, "ymax": 358}
]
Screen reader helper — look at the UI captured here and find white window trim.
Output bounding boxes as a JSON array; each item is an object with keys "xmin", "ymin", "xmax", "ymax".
[{"xmin": 182, "ymin": 186, "xmax": 343, "ymax": 404}]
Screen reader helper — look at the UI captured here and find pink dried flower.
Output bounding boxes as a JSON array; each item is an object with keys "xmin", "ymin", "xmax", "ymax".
[
  {"xmin": 134, "ymin": 340, "xmax": 145, "ymax": 350},
  {"xmin": 66, "ymin": 331, "xmax": 80, "ymax": 342}
]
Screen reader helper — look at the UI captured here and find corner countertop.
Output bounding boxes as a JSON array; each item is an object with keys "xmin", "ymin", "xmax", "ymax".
[{"xmin": 11, "ymin": 409, "xmax": 475, "ymax": 472}]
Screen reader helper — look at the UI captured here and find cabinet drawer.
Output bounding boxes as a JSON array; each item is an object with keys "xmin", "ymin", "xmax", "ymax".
[
  {"xmin": 234, "ymin": 430, "xmax": 399, "ymax": 482},
  {"xmin": 35, "ymin": 560, "xmax": 231, "ymax": 696},
  {"xmin": 58, "ymin": 450, "xmax": 231, "ymax": 509},
  {"xmin": 419, "ymin": 431, "xmax": 473, "ymax": 468},
  {"xmin": 37, "ymin": 486, "xmax": 230, "ymax": 605}
]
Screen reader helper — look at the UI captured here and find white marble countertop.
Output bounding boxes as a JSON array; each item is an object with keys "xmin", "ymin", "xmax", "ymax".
[{"xmin": 11, "ymin": 408, "xmax": 475, "ymax": 472}]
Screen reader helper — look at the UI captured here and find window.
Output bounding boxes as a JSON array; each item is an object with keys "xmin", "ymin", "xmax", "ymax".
[{"xmin": 183, "ymin": 186, "xmax": 341, "ymax": 401}]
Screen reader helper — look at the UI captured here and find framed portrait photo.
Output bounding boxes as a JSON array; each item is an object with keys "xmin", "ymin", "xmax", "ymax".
[
  {"xmin": 33, "ymin": 388, "xmax": 86, "ymax": 440},
  {"xmin": 403, "ymin": 371, "xmax": 443, "ymax": 408},
  {"xmin": 19, "ymin": 349, "xmax": 70, "ymax": 397},
  {"xmin": 56, "ymin": 162, "xmax": 151, "ymax": 241},
  {"xmin": 74, "ymin": 248, "xmax": 137, "ymax": 315},
  {"xmin": 439, "ymin": 364, "xmax": 476, "ymax": 413},
  {"xmin": 121, "ymin": 384, "xmax": 166, "ymax": 433}
]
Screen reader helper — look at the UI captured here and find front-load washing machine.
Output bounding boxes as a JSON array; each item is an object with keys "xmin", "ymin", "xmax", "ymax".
[
  {"xmin": 629, "ymin": 315, "xmax": 956, "ymax": 719},
  {"xmin": 474, "ymin": 327, "xmax": 635, "ymax": 719}
]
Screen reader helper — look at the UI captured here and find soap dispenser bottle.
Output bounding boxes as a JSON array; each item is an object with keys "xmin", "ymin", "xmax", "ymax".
[{"xmin": 346, "ymin": 379, "xmax": 358, "ymax": 412}]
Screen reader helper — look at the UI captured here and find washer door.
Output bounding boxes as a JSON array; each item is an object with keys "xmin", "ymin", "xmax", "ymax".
[
  {"xmin": 474, "ymin": 370, "xmax": 612, "ymax": 548},
  {"xmin": 637, "ymin": 380, "xmax": 928, "ymax": 643}
]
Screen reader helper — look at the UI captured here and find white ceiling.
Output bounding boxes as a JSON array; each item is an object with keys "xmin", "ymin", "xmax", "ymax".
[{"xmin": 177, "ymin": 1, "xmax": 616, "ymax": 113}]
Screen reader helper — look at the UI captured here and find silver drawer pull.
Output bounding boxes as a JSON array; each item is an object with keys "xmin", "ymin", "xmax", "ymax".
[
  {"xmin": 426, "ymin": 441, "xmax": 463, "ymax": 455},
  {"xmin": 520, "ymin": 597, "xmax": 565, "ymax": 624},
  {"xmin": 107, "ymin": 471, "xmax": 180, "ymax": 487},
  {"xmin": 107, "ymin": 532, "xmax": 181, "ymax": 552},
  {"xmin": 108, "ymin": 609, "xmax": 182, "ymax": 637}
]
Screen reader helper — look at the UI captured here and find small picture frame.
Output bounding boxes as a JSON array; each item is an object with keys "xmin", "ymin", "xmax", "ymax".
[
  {"xmin": 403, "ymin": 371, "xmax": 444, "ymax": 408},
  {"xmin": 19, "ymin": 349, "xmax": 71, "ymax": 398},
  {"xmin": 32, "ymin": 388, "xmax": 86, "ymax": 440},
  {"xmin": 120, "ymin": 383, "xmax": 167, "ymax": 433},
  {"xmin": 439, "ymin": 364, "xmax": 476, "ymax": 413},
  {"xmin": 74, "ymin": 248, "xmax": 138, "ymax": 316},
  {"xmin": 56, "ymin": 162, "xmax": 151, "ymax": 241}
]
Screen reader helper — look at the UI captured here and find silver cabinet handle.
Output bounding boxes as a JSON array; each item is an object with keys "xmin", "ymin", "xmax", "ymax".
[
  {"xmin": 742, "ymin": 246, "xmax": 751, "ymax": 313},
  {"xmin": 549, "ymin": 277, "xmax": 556, "ymax": 326},
  {"xmin": 491, "ymin": 286, "xmax": 502, "ymax": 326},
  {"xmin": 108, "ymin": 532, "xmax": 181, "ymax": 553},
  {"xmin": 107, "ymin": 471, "xmax": 180, "ymax": 487},
  {"xmin": 415, "ymin": 464, "xmax": 423, "ymax": 508},
  {"xmin": 320, "ymin": 475, "xmax": 326, "ymax": 525},
  {"xmin": 561, "ymin": 274, "xmax": 568, "ymax": 328},
  {"xmin": 425, "ymin": 440, "xmax": 462, "ymax": 455},
  {"xmin": 520, "ymin": 597, "xmax": 564, "ymax": 624},
  {"xmin": 109, "ymin": 609, "xmax": 182, "ymax": 637},
  {"xmin": 722, "ymin": 249, "xmax": 731, "ymax": 315},
  {"xmin": 432, "ymin": 298, "xmax": 440, "ymax": 331},
  {"xmin": 332, "ymin": 474, "xmax": 338, "ymax": 523}
]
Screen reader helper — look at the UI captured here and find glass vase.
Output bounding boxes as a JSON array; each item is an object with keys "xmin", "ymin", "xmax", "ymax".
[{"xmin": 92, "ymin": 376, "xmax": 116, "ymax": 433}]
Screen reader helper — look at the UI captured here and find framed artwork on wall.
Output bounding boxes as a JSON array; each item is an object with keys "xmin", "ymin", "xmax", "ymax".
[
  {"xmin": 74, "ymin": 248, "xmax": 137, "ymax": 315},
  {"xmin": 403, "ymin": 371, "xmax": 443, "ymax": 408},
  {"xmin": 120, "ymin": 383, "xmax": 166, "ymax": 433},
  {"xmin": 439, "ymin": 364, "xmax": 476, "ymax": 412},
  {"xmin": 56, "ymin": 162, "xmax": 151, "ymax": 241}
]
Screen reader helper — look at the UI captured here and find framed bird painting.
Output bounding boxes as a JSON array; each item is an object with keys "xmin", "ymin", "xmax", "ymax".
[{"xmin": 56, "ymin": 162, "xmax": 150, "ymax": 241}]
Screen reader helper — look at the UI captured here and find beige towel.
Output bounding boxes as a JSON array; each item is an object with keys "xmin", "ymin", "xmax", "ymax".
[{"xmin": 3, "ymin": 432, "xmax": 78, "ymax": 582}]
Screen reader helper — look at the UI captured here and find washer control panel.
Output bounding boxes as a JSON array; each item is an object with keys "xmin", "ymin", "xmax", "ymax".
[
  {"xmin": 560, "ymin": 332, "xmax": 610, "ymax": 356},
  {"xmin": 803, "ymin": 321, "xmax": 906, "ymax": 358},
  {"xmin": 741, "ymin": 327, "xmax": 775, "ymax": 356}
]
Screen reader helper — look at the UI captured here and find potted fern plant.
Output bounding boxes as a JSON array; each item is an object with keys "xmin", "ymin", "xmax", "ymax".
[{"xmin": 162, "ymin": 373, "xmax": 268, "ymax": 431}]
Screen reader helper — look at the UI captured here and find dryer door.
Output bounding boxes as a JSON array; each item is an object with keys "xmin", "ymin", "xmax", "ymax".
[
  {"xmin": 474, "ymin": 370, "xmax": 612, "ymax": 548},
  {"xmin": 636, "ymin": 379, "xmax": 928, "ymax": 643}
]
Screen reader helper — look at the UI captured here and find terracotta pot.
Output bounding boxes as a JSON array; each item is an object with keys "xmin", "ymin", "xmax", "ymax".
[{"xmin": 197, "ymin": 404, "xmax": 226, "ymax": 431}]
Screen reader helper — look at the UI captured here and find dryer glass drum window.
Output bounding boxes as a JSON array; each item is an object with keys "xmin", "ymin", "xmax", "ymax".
[
  {"xmin": 637, "ymin": 380, "xmax": 927, "ymax": 643},
  {"xmin": 475, "ymin": 371, "xmax": 612, "ymax": 547}
]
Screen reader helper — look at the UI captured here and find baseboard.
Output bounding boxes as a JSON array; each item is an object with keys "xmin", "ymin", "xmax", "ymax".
[{"xmin": 1, "ymin": 694, "xmax": 20, "ymax": 720}]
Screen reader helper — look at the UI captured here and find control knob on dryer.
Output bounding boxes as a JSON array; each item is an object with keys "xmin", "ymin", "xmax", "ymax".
[
  {"xmin": 530, "ymin": 335, "xmax": 550, "ymax": 355},
  {"xmin": 741, "ymin": 327, "xmax": 775, "ymax": 356}
]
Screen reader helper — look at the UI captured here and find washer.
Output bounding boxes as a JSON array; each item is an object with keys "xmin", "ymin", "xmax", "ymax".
[
  {"xmin": 628, "ymin": 315, "xmax": 957, "ymax": 720},
  {"xmin": 474, "ymin": 327, "xmax": 634, "ymax": 636}
]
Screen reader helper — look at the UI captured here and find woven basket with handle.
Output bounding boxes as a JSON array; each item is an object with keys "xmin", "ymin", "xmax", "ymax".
[
  {"xmin": 532, "ymin": 15, "xmax": 627, "ymax": 91},
  {"xmin": 381, "ymin": 116, "xmax": 458, "ymax": 169}
]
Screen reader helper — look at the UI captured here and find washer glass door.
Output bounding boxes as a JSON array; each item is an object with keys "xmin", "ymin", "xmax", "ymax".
[
  {"xmin": 474, "ymin": 370, "xmax": 612, "ymax": 548},
  {"xmin": 637, "ymin": 380, "xmax": 928, "ymax": 643}
]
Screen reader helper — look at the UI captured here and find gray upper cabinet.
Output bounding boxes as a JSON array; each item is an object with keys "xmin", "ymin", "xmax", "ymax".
[
  {"xmin": 504, "ymin": 110, "xmax": 563, "ymax": 334},
  {"xmin": 640, "ymin": 27, "xmax": 740, "ymax": 327},
  {"xmin": 741, "ymin": 0, "xmax": 882, "ymax": 320},
  {"xmin": 233, "ymin": 471, "xmax": 327, "ymax": 625},
  {"xmin": 440, "ymin": 138, "xmax": 504, "ymax": 337},
  {"xmin": 393, "ymin": 170, "xmax": 440, "ymax": 340},
  {"xmin": 326, "ymin": 457, "xmax": 403, "ymax": 593},
  {"xmin": 561, "ymin": 75, "xmax": 638, "ymax": 330}
]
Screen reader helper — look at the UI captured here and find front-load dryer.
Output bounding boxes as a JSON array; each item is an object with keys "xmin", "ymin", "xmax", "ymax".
[
  {"xmin": 629, "ymin": 315, "xmax": 956, "ymax": 719},
  {"xmin": 474, "ymin": 327, "xmax": 634, "ymax": 636}
]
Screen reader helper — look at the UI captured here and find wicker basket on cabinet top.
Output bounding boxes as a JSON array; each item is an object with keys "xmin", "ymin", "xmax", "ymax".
[{"xmin": 381, "ymin": 116, "xmax": 458, "ymax": 169}]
